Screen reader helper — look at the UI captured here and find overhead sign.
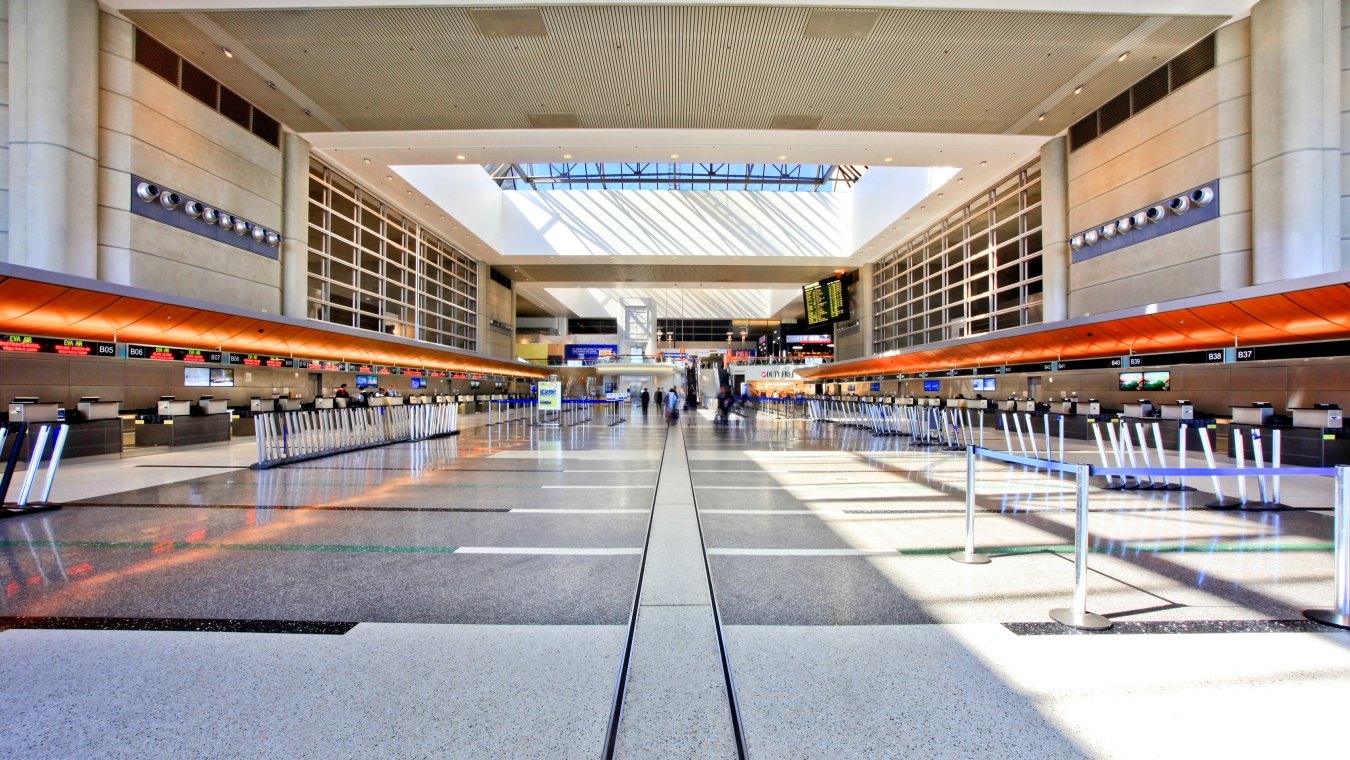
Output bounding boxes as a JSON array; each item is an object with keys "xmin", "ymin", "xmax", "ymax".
[
  {"xmin": 786, "ymin": 334, "xmax": 832, "ymax": 344},
  {"xmin": 3, "ymin": 334, "xmax": 116, "ymax": 357},
  {"xmin": 537, "ymin": 381, "xmax": 562, "ymax": 411},
  {"xmin": 803, "ymin": 275, "xmax": 850, "ymax": 327},
  {"xmin": 127, "ymin": 344, "xmax": 223, "ymax": 363},
  {"xmin": 229, "ymin": 353, "xmax": 293, "ymax": 368},
  {"xmin": 563, "ymin": 344, "xmax": 618, "ymax": 362}
]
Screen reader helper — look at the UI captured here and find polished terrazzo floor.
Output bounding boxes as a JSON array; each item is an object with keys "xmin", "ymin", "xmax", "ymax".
[{"xmin": 1, "ymin": 409, "xmax": 1347, "ymax": 758}]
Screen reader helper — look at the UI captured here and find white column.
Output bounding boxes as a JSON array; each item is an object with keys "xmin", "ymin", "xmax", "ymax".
[
  {"xmin": 7, "ymin": 0, "xmax": 99, "ymax": 276},
  {"xmin": 1249, "ymin": 0, "xmax": 1341, "ymax": 282},
  {"xmin": 280, "ymin": 132, "xmax": 311, "ymax": 317},
  {"xmin": 1039, "ymin": 135, "xmax": 1070, "ymax": 322}
]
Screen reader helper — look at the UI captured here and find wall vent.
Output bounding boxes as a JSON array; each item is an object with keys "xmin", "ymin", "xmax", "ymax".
[
  {"xmin": 769, "ymin": 114, "xmax": 823, "ymax": 130},
  {"xmin": 1069, "ymin": 32, "xmax": 1216, "ymax": 152},
  {"xmin": 803, "ymin": 10, "xmax": 880, "ymax": 39},
  {"xmin": 527, "ymin": 112, "xmax": 581, "ymax": 128},
  {"xmin": 133, "ymin": 27, "xmax": 282, "ymax": 148},
  {"xmin": 469, "ymin": 8, "xmax": 548, "ymax": 38}
]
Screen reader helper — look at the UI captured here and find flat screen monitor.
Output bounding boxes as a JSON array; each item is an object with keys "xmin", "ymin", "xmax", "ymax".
[
  {"xmin": 973, "ymin": 377, "xmax": 996, "ymax": 392},
  {"xmin": 355, "ymin": 375, "xmax": 379, "ymax": 389},
  {"xmin": 210, "ymin": 368, "xmax": 235, "ymax": 387},
  {"xmin": 184, "ymin": 367, "xmax": 210, "ymax": 387},
  {"xmin": 410, "ymin": 377, "xmax": 426, "ymax": 389},
  {"xmin": 469, "ymin": 380, "xmax": 481, "ymax": 389},
  {"xmin": 923, "ymin": 379, "xmax": 940, "ymax": 392},
  {"xmin": 802, "ymin": 275, "xmax": 851, "ymax": 327},
  {"xmin": 1142, "ymin": 371, "xmax": 1171, "ymax": 391},
  {"xmin": 1118, "ymin": 372, "xmax": 1143, "ymax": 391}
]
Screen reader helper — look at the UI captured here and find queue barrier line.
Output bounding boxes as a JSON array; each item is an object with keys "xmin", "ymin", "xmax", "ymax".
[
  {"xmin": 951, "ymin": 445, "xmax": 1350, "ymax": 632},
  {"xmin": 0, "ymin": 422, "xmax": 71, "ymax": 516},
  {"xmin": 252, "ymin": 403, "xmax": 458, "ymax": 469}
]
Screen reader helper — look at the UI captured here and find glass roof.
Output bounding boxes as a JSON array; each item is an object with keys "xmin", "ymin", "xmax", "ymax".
[{"xmin": 485, "ymin": 162, "xmax": 865, "ymax": 192}]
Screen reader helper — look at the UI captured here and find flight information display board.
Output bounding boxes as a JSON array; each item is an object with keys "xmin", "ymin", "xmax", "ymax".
[
  {"xmin": 803, "ymin": 276, "xmax": 850, "ymax": 327},
  {"xmin": 3, "ymin": 334, "xmax": 116, "ymax": 357},
  {"xmin": 126, "ymin": 344, "xmax": 223, "ymax": 363},
  {"xmin": 229, "ymin": 353, "xmax": 294, "ymax": 368}
]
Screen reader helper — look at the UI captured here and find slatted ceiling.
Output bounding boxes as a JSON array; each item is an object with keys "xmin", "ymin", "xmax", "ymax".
[{"xmin": 127, "ymin": 6, "xmax": 1220, "ymax": 134}]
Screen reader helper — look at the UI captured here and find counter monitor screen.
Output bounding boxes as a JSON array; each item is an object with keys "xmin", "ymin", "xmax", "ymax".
[
  {"xmin": 355, "ymin": 375, "xmax": 379, "ymax": 389},
  {"xmin": 410, "ymin": 378, "xmax": 426, "ymax": 389},
  {"xmin": 923, "ymin": 380, "xmax": 940, "ymax": 392},
  {"xmin": 973, "ymin": 377, "xmax": 996, "ymax": 392},
  {"xmin": 184, "ymin": 367, "xmax": 211, "ymax": 387},
  {"xmin": 210, "ymin": 368, "xmax": 235, "ymax": 387},
  {"xmin": 802, "ymin": 275, "xmax": 850, "ymax": 327}
]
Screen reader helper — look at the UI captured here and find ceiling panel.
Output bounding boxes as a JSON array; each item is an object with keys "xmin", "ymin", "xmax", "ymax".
[{"xmin": 126, "ymin": 5, "xmax": 1225, "ymax": 136}]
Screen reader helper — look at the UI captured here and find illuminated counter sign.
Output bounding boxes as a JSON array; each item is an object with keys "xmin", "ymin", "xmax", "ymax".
[
  {"xmin": 229, "ymin": 353, "xmax": 294, "ymax": 368},
  {"xmin": 3, "ymin": 334, "xmax": 116, "ymax": 357},
  {"xmin": 803, "ymin": 276, "xmax": 850, "ymax": 327},
  {"xmin": 403, "ymin": 369, "xmax": 425, "ymax": 378},
  {"xmin": 127, "ymin": 344, "xmax": 223, "ymax": 363},
  {"xmin": 427, "ymin": 371, "xmax": 448, "ymax": 378},
  {"xmin": 297, "ymin": 359, "xmax": 349, "ymax": 371}
]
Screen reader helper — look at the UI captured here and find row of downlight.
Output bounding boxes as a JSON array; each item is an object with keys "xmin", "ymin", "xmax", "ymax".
[
  {"xmin": 1070, "ymin": 186, "xmax": 1214, "ymax": 250},
  {"xmin": 135, "ymin": 181, "xmax": 281, "ymax": 247}
]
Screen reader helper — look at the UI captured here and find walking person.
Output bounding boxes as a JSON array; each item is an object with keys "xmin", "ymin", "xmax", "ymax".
[
  {"xmin": 640, "ymin": 386, "xmax": 650, "ymax": 417},
  {"xmin": 665, "ymin": 386, "xmax": 679, "ymax": 423}
]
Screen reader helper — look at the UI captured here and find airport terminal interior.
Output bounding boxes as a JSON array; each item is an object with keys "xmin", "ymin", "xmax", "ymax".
[{"xmin": 2, "ymin": 0, "xmax": 1350, "ymax": 757}]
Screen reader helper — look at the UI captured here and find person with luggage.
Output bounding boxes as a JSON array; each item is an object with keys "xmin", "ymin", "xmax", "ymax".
[{"xmin": 665, "ymin": 386, "xmax": 680, "ymax": 423}]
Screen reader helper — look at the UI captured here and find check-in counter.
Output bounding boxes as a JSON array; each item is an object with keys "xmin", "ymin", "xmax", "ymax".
[
  {"xmin": 196, "ymin": 397, "xmax": 229, "ymax": 416},
  {"xmin": 1291, "ymin": 404, "xmax": 1343, "ymax": 429},
  {"xmin": 1160, "ymin": 401, "xmax": 1194, "ymax": 420},
  {"xmin": 1121, "ymin": 400, "xmax": 1154, "ymax": 418},
  {"xmin": 1052, "ymin": 400, "xmax": 1075, "ymax": 415},
  {"xmin": 277, "ymin": 398, "xmax": 302, "ymax": 412},
  {"xmin": 1000, "ymin": 399, "xmax": 1018, "ymax": 412},
  {"xmin": 140, "ymin": 396, "xmax": 230, "ymax": 448},
  {"xmin": 919, "ymin": 397, "xmax": 940, "ymax": 407},
  {"xmin": 157, "ymin": 398, "xmax": 192, "ymax": 417},
  {"xmin": 1017, "ymin": 400, "xmax": 1036, "ymax": 413},
  {"xmin": 314, "ymin": 397, "xmax": 335, "ymax": 410},
  {"xmin": 77, "ymin": 399, "xmax": 121, "ymax": 421},
  {"xmin": 250, "ymin": 398, "xmax": 276, "ymax": 414},
  {"xmin": 1230, "ymin": 403, "xmax": 1274, "ymax": 426},
  {"xmin": 1082, "ymin": 399, "xmax": 1102, "ymax": 417},
  {"xmin": 898, "ymin": 396, "xmax": 916, "ymax": 406},
  {"xmin": 9, "ymin": 401, "xmax": 62, "ymax": 423}
]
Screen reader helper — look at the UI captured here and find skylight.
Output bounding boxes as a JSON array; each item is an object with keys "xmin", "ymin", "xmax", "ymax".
[{"xmin": 485, "ymin": 162, "xmax": 865, "ymax": 192}]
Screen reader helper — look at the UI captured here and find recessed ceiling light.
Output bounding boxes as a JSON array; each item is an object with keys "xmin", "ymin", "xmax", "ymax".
[
  {"xmin": 221, "ymin": 47, "xmax": 233, "ymax": 58},
  {"xmin": 386, "ymin": 175, "xmax": 393, "ymax": 181},
  {"xmin": 1037, "ymin": 113, "xmax": 1046, "ymax": 122},
  {"xmin": 563, "ymin": 154, "xmax": 572, "ymax": 159},
  {"xmin": 778, "ymin": 154, "xmax": 787, "ymax": 160},
  {"xmin": 455, "ymin": 154, "xmax": 466, "ymax": 160},
  {"xmin": 957, "ymin": 177, "xmax": 964, "ymax": 182},
  {"xmin": 1073, "ymin": 85, "xmax": 1084, "ymax": 95},
  {"xmin": 1118, "ymin": 51, "xmax": 1129, "ymax": 62},
  {"xmin": 670, "ymin": 153, "xmax": 679, "ymax": 159},
  {"xmin": 406, "ymin": 190, "xmax": 413, "ymax": 196},
  {"xmin": 884, "ymin": 157, "xmax": 893, "ymax": 163},
  {"xmin": 979, "ymin": 160, "xmax": 988, "ymax": 166},
  {"xmin": 363, "ymin": 158, "xmax": 371, "ymax": 164}
]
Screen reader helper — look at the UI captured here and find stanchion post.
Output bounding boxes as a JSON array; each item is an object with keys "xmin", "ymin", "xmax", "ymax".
[
  {"xmin": 1049, "ymin": 463, "xmax": 1112, "ymax": 631},
  {"xmin": 1305, "ymin": 465, "xmax": 1350, "ymax": 629},
  {"xmin": 950, "ymin": 447, "xmax": 991, "ymax": 564}
]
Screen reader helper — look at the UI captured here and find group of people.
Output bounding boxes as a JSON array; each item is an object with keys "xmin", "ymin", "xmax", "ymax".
[
  {"xmin": 333, "ymin": 383, "xmax": 399, "ymax": 405},
  {"xmin": 637, "ymin": 385, "xmax": 686, "ymax": 423}
]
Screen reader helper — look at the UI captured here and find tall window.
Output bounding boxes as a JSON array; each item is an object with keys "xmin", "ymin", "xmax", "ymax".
[
  {"xmin": 306, "ymin": 160, "xmax": 479, "ymax": 352},
  {"xmin": 872, "ymin": 161, "xmax": 1043, "ymax": 354}
]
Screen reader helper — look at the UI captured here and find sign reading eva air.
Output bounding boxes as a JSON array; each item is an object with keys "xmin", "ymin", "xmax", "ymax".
[{"xmin": 537, "ymin": 381, "xmax": 562, "ymax": 411}]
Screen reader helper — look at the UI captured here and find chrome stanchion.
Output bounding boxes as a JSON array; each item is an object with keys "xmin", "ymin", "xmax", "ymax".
[
  {"xmin": 1305, "ymin": 465, "xmax": 1350, "ymax": 630},
  {"xmin": 1049, "ymin": 462, "xmax": 1112, "ymax": 631},
  {"xmin": 950, "ymin": 447, "xmax": 991, "ymax": 565}
]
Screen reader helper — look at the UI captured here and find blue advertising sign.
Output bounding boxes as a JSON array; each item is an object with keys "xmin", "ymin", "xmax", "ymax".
[
  {"xmin": 563, "ymin": 344, "xmax": 618, "ymax": 362},
  {"xmin": 923, "ymin": 380, "xmax": 940, "ymax": 392}
]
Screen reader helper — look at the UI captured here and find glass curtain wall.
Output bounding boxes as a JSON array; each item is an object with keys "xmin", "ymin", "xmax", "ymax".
[
  {"xmin": 306, "ymin": 159, "xmax": 479, "ymax": 352},
  {"xmin": 871, "ymin": 161, "xmax": 1043, "ymax": 354}
]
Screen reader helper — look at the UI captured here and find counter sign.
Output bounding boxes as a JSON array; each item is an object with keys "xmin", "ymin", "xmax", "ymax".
[{"xmin": 3, "ymin": 334, "xmax": 116, "ymax": 357}]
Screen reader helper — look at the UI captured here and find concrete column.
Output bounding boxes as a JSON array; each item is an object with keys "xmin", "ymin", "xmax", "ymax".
[
  {"xmin": 7, "ymin": 0, "xmax": 99, "ymax": 276},
  {"xmin": 1038, "ymin": 136, "xmax": 1070, "ymax": 322},
  {"xmin": 1250, "ymin": 0, "xmax": 1340, "ymax": 282},
  {"xmin": 280, "ymin": 131, "xmax": 311, "ymax": 317},
  {"xmin": 475, "ymin": 259, "xmax": 491, "ymax": 353},
  {"xmin": 857, "ymin": 263, "xmax": 875, "ymax": 355}
]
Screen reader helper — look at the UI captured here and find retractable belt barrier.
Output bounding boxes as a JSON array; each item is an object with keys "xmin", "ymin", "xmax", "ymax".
[
  {"xmin": 488, "ymin": 399, "xmax": 537, "ymax": 427},
  {"xmin": 949, "ymin": 444, "xmax": 1350, "ymax": 631},
  {"xmin": 535, "ymin": 399, "xmax": 596, "ymax": 427},
  {"xmin": 0, "ymin": 422, "xmax": 70, "ymax": 516},
  {"xmin": 252, "ymin": 403, "xmax": 458, "ymax": 469}
]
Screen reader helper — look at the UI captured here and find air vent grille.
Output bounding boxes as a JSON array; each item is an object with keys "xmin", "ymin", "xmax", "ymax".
[
  {"xmin": 1069, "ymin": 32, "xmax": 1216, "ymax": 152},
  {"xmin": 132, "ymin": 26, "xmax": 282, "ymax": 148},
  {"xmin": 769, "ymin": 114, "xmax": 823, "ymax": 130}
]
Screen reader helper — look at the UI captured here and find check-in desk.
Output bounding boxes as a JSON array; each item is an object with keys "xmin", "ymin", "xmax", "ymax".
[
  {"xmin": 139, "ymin": 396, "xmax": 230, "ymax": 448},
  {"xmin": 1234, "ymin": 404, "xmax": 1350, "ymax": 468},
  {"xmin": 898, "ymin": 396, "xmax": 916, "ymax": 407},
  {"xmin": 4, "ymin": 400, "xmax": 123, "ymax": 460},
  {"xmin": 314, "ymin": 397, "xmax": 335, "ymax": 410},
  {"xmin": 1160, "ymin": 402, "xmax": 1194, "ymax": 420},
  {"xmin": 1230, "ymin": 403, "xmax": 1274, "ymax": 427},
  {"xmin": 277, "ymin": 398, "xmax": 302, "ymax": 412},
  {"xmin": 1017, "ymin": 400, "xmax": 1037, "ymax": 414},
  {"xmin": 919, "ymin": 397, "xmax": 940, "ymax": 407},
  {"xmin": 250, "ymin": 398, "xmax": 277, "ymax": 414},
  {"xmin": 1121, "ymin": 401, "xmax": 1154, "ymax": 419}
]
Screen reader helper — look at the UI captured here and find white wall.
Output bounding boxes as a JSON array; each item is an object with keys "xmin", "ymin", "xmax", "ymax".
[{"xmin": 850, "ymin": 166, "xmax": 957, "ymax": 249}]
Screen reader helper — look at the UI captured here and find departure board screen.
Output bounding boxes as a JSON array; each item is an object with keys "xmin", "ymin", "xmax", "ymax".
[
  {"xmin": 126, "ymin": 344, "xmax": 223, "ymax": 363},
  {"xmin": 803, "ymin": 276, "xmax": 850, "ymax": 327},
  {"xmin": 3, "ymin": 334, "xmax": 116, "ymax": 357}
]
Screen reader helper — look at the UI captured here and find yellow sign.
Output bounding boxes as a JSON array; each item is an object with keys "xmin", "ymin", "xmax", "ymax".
[{"xmin": 537, "ymin": 381, "xmax": 562, "ymax": 411}]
